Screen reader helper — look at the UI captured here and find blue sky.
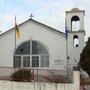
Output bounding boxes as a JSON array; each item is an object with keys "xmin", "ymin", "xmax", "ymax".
[{"xmin": 0, "ymin": 0, "xmax": 90, "ymax": 40}]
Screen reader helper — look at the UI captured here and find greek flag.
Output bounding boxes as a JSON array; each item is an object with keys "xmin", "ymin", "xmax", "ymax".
[{"xmin": 65, "ymin": 20, "xmax": 68, "ymax": 39}]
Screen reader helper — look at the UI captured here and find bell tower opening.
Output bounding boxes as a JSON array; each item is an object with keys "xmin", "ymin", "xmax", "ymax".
[
  {"xmin": 71, "ymin": 15, "xmax": 80, "ymax": 31},
  {"xmin": 73, "ymin": 35, "xmax": 79, "ymax": 47}
]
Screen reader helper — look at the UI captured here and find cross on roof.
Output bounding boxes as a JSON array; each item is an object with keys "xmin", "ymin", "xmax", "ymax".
[{"xmin": 29, "ymin": 14, "xmax": 34, "ymax": 19}]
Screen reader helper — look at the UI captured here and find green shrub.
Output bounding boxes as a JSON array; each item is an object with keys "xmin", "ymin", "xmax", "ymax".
[{"xmin": 11, "ymin": 69, "xmax": 32, "ymax": 82}]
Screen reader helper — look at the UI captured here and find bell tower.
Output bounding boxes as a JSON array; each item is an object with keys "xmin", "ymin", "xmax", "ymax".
[{"xmin": 65, "ymin": 8, "xmax": 85, "ymax": 69}]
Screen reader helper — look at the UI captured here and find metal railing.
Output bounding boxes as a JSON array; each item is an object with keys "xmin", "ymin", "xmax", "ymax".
[{"xmin": 0, "ymin": 67, "xmax": 69, "ymax": 83}]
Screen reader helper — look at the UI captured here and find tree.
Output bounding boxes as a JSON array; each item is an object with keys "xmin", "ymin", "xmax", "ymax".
[{"xmin": 79, "ymin": 37, "xmax": 90, "ymax": 76}]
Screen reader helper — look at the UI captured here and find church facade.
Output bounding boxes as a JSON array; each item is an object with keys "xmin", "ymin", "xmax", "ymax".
[{"xmin": 0, "ymin": 8, "xmax": 85, "ymax": 71}]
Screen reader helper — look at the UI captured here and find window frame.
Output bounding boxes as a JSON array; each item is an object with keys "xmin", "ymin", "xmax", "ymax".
[{"xmin": 13, "ymin": 40, "xmax": 49, "ymax": 68}]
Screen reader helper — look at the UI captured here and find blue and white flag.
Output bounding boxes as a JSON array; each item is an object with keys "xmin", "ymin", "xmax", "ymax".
[{"xmin": 65, "ymin": 20, "xmax": 68, "ymax": 39}]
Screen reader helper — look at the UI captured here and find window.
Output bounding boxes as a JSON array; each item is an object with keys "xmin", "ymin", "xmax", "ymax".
[
  {"xmin": 32, "ymin": 56, "xmax": 39, "ymax": 67},
  {"xmin": 14, "ymin": 41, "xmax": 30, "ymax": 55},
  {"xmin": 32, "ymin": 41, "xmax": 48, "ymax": 54},
  {"xmin": 23, "ymin": 56, "xmax": 30, "ymax": 67},
  {"xmin": 14, "ymin": 40, "xmax": 49, "ymax": 68},
  {"xmin": 13, "ymin": 56, "xmax": 21, "ymax": 67},
  {"xmin": 41, "ymin": 55, "xmax": 49, "ymax": 67}
]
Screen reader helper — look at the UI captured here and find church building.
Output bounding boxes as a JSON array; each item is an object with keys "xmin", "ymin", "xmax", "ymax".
[{"xmin": 0, "ymin": 8, "xmax": 85, "ymax": 71}]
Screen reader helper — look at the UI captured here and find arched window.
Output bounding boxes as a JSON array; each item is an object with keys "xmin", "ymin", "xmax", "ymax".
[
  {"xmin": 71, "ymin": 15, "xmax": 80, "ymax": 31},
  {"xmin": 13, "ymin": 40, "xmax": 49, "ymax": 68},
  {"xmin": 73, "ymin": 35, "xmax": 79, "ymax": 47}
]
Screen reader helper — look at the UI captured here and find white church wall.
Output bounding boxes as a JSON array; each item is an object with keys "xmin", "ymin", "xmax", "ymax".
[
  {"xmin": 0, "ymin": 30, "xmax": 15, "ymax": 67},
  {"xmin": 0, "ymin": 20, "xmax": 67, "ymax": 70}
]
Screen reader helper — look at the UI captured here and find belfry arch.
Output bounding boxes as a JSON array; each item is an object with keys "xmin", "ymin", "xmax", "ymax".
[{"xmin": 73, "ymin": 35, "xmax": 79, "ymax": 47}]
